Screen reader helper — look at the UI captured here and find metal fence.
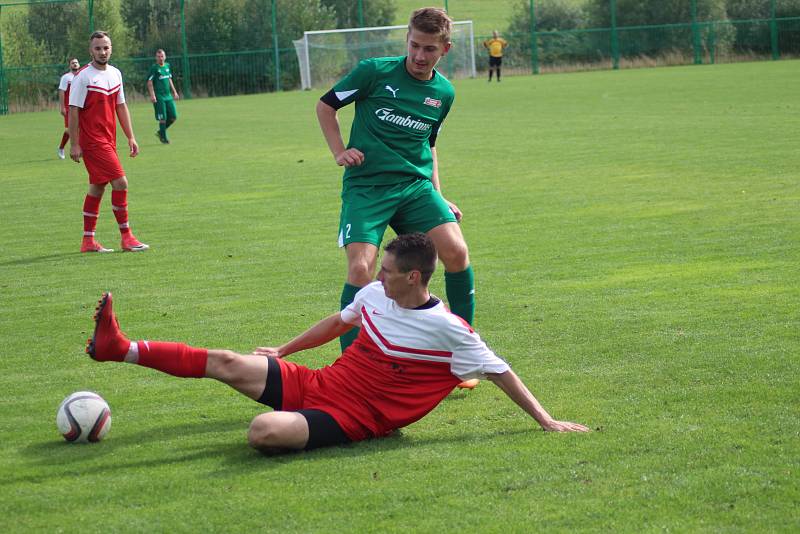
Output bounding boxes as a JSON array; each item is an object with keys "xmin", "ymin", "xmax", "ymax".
[{"xmin": 1, "ymin": 0, "xmax": 799, "ymax": 114}]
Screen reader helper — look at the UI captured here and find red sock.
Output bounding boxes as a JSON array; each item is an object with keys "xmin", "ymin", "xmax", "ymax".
[
  {"xmin": 136, "ymin": 341, "xmax": 208, "ymax": 378},
  {"xmin": 111, "ymin": 190, "xmax": 131, "ymax": 235},
  {"xmin": 82, "ymin": 194, "xmax": 102, "ymax": 238},
  {"xmin": 59, "ymin": 132, "xmax": 70, "ymax": 149}
]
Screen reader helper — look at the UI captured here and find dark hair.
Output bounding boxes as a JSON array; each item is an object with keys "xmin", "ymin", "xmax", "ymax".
[
  {"xmin": 408, "ymin": 7, "xmax": 452, "ymax": 43},
  {"xmin": 89, "ymin": 31, "xmax": 110, "ymax": 43},
  {"xmin": 384, "ymin": 233, "xmax": 437, "ymax": 284}
]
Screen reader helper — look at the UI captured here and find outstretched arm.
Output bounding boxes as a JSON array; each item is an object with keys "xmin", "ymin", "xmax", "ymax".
[
  {"xmin": 253, "ymin": 312, "xmax": 354, "ymax": 358},
  {"xmin": 487, "ymin": 370, "xmax": 590, "ymax": 432}
]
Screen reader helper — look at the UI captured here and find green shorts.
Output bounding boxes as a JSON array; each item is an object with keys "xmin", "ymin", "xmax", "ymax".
[
  {"xmin": 153, "ymin": 99, "xmax": 177, "ymax": 122},
  {"xmin": 338, "ymin": 178, "xmax": 457, "ymax": 247}
]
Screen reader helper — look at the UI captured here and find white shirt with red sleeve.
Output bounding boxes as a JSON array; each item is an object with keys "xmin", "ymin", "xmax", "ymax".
[
  {"xmin": 310, "ymin": 281, "xmax": 510, "ymax": 440},
  {"xmin": 58, "ymin": 71, "xmax": 75, "ymax": 110},
  {"xmin": 69, "ymin": 64, "xmax": 126, "ymax": 148}
]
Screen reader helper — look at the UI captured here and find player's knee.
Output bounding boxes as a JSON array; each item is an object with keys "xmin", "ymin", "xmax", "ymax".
[
  {"xmin": 440, "ymin": 241, "xmax": 470, "ymax": 271},
  {"xmin": 248, "ymin": 414, "xmax": 289, "ymax": 453},
  {"xmin": 347, "ymin": 262, "xmax": 374, "ymax": 286},
  {"xmin": 208, "ymin": 350, "xmax": 240, "ymax": 381}
]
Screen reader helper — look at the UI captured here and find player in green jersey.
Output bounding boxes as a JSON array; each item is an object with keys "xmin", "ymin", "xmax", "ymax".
[
  {"xmin": 317, "ymin": 7, "xmax": 476, "ymax": 357},
  {"xmin": 147, "ymin": 49, "xmax": 179, "ymax": 144}
]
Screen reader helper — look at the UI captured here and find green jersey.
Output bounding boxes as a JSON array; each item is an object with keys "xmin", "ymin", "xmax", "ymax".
[
  {"xmin": 147, "ymin": 62, "xmax": 174, "ymax": 101},
  {"xmin": 327, "ymin": 56, "xmax": 454, "ymax": 186}
]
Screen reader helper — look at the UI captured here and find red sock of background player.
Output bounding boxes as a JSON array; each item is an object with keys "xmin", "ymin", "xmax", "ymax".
[
  {"xmin": 59, "ymin": 132, "xmax": 70, "ymax": 149},
  {"xmin": 130, "ymin": 340, "xmax": 208, "ymax": 378},
  {"xmin": 111, "ymin": 190, "xmax": 131, "ymax": 236},
  {"xmin": 83, "ymin": 194, "xmax": 102, "ymax": 239}
]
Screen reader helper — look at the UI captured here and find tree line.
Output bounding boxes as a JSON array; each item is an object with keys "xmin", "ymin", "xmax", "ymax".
[{"xmin": 503, "ymin": 0, "xmax": 800, "ymax": 67}]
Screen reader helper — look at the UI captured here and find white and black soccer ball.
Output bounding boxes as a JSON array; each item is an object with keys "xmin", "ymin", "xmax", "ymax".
[{"xmin": 56, "ymin": 391, "xmax": 112, "ymax": 443}]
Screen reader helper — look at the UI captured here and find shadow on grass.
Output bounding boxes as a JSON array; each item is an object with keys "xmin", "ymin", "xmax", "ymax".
[
  {"xmin": 0, "ymin": 252, "xmax": 82, "ymax": 267},
  {"xmin": 10, "ymin": 416, "xmax": 534, "ymax": 484}
]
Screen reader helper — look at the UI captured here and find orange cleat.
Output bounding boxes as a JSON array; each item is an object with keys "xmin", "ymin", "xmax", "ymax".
[
  {"xmin": 121, "ymin": 233, "xmax": 149, "ymax": 252},
  {"xmin": 81, "ymin": 237, "xmax": 113, "ymax": 253},
  {"xmin": 456, "ymin": 379, "xmax": 480, "ymax": 390},
  {"xmin": 86, "ymin": 292, "xmax": 130, "ymax": 362}
]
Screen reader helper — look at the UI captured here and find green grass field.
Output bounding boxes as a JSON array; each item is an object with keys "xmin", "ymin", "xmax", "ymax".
[{"xmin": 1, "ymin": 60, "xmax": 799, "ymax": 531}]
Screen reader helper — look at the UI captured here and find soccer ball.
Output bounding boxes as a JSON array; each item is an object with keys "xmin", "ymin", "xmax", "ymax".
[{"xmin": 56, "ymin": 391, "xmax": 112, "ymax": 443}]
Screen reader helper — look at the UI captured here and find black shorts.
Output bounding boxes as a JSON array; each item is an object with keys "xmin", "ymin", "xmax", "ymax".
[
  {"xmin": 489, "ymin": 56, "xmax": 502, "ymax": 67},
  {"xmin": 256, "ymin": 357, "xmax": 350, "ymax": 451}
]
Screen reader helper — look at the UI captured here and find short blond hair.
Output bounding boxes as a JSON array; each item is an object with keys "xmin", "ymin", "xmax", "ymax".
[{"xmin": 408, "ymin": 7, "xmax": 452, "ymax": 43}]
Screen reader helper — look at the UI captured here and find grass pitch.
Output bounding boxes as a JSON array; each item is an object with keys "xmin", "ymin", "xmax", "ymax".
[{"xmin": 1, "ymin": 60, "xmax": 799, "ymax": 532}]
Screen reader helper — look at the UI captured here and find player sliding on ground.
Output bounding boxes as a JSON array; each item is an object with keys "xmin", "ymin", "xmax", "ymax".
[{"xmin": 86, "ymin": 233, "xmax": 589, "ymax": 453}]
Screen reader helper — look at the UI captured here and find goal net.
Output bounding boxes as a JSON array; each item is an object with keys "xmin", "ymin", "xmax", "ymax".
[{"xmin": 293, "ymin": 21, "xmax": 476, "ymax": 90}]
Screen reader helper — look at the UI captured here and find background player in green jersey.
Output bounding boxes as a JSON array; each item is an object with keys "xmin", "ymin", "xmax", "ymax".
[
  {"xmin": 316, "ymin": 7, "xmax": 476, "ymax": 353},
  {"xmin": 147, "ymin": 49, "xmax": 179, "ymax": 144}
]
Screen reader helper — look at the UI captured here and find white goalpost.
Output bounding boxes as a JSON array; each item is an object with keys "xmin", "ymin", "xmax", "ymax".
[{"xmin": 293, "ymin": 21, "xmax": 476, "ymax": 90}]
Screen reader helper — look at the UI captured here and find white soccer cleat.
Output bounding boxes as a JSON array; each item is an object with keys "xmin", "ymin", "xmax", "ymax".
[{"xmin": 57, "ymin": 148, "xmax": 65, "ymax": 160}]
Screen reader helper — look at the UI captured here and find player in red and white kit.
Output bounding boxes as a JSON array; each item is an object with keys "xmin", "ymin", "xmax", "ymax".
[
  {"xmin": 86, "ymin": 233, "xmax": 589, "ymax": 452},
  {"xmin": 57, "ymin": 58, "xmax": 80, "ymax": 160},
  {"xmin": 69, "ymin": 31, "xmax": 149, "ymax": 253}
]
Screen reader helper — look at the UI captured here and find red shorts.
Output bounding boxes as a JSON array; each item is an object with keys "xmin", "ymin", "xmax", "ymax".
[
  {"xmin": 82, "ymin": 144, "xmax": 125, "ymax": 184},
  {"xmin": 276, "ymin": 358, "xmax": 372, "ymax": 442}
]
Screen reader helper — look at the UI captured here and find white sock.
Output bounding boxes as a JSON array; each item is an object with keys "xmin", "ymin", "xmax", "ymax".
[{"xmin": 124, "ymin": 341, "xmax": 139, "ymax": 363}]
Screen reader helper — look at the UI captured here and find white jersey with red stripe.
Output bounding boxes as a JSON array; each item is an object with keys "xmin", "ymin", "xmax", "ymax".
[
  {"xmin": 58, "ymin": 71, "xmax": 75, "ymax": 109},
  {"xmin": 68, "ymin": 63, "xmax": 126, "ymax": 148},
  {"xmin": 316, "ymin": 281, "xmax": 509, "ymax": 439}
]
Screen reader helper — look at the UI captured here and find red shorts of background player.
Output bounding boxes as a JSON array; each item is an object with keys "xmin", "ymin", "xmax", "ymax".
[{"xmin": 83, "ymin": 144, "xmax": 125, "ymax": 184}]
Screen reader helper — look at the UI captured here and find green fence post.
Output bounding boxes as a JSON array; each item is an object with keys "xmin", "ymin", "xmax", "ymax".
[
  {"xmin": 0, "ymin": 5, "xmax": 7, "ymax": 116},
  {"xmin": 530, "ymin": 0, "xmax": 539, "ymax": 74},
  {"xmin": 180, "ymin": 0, "xmax": 192, "ymax": 98},
  {"xmin": 708, "ymin": 22, "xmax": 716, "ymax": 64},
  {"xmin": 691, "ymin": 0, "xmax": 702, "ymax": 64},
  {"xmin": 610, "ymin": 0, "xmax": 619, "ymax": 70},
  {"xmin": 272, "ymin": 0, "xmax": 280, "ymax": 91},
  {"xmin": 770, "ymin": 0, "xmax": 779, "ymax": 60},
  {"xmin": 88, "ymin": 0, "xmax": 94, "ymax": 33}
]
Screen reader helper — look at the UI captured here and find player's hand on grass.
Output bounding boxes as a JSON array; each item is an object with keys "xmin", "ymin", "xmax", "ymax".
[
  {"xmin": 445, "ymin": 200, "xmax": 463, "ymax": 222},
  {"xmin": 251, "ymin": 347, "xmax": 282, "ymax": 358},
  {"xmin": 70, "ymin": 144, "xmax": 82, "ymax": 163},
  {"xmin": 60, "ymin": 108, "xmax": 67, "ymax": 117},
  {"xmin": 129, "ymin": 138, "xmax": 139, "ymax": 158},
  {"xmin": 335, "ymin": 148, "xmax": 364, "ymax": 167},
  {"xmin": 540, "ymin": 419, "xmax": 591, "ymax": 433}
]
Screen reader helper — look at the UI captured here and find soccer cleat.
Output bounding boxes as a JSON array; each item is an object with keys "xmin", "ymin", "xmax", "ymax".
[
  {"xmin": 81, "ymin": 238, "xmax": 114, "ymax": 253},
  {"xmin": 155, "ymin": 131, "xmax": 170, "ymax": 145},
  {"xmin": 86, "ymin": 292, "xmax": 130, "ymax": 362},
  {"xmin": 57, "ymin": 148, "xmax": 66, "ymax": 159},
  {"xmin": 121, "ymin": 233, "xmax": 149, "ymax": 252},
  {"xmin": 456, "ymin": 379, "xmax": 480, "ymax": 390}
]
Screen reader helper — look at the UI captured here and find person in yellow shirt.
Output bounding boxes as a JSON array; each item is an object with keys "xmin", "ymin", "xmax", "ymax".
[{"xmin": 482, "ymin": 31, "xmax": 508, "ymax": 82}]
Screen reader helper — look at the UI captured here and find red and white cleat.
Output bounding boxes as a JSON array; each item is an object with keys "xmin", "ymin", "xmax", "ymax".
[
  {"xmin": 81, "ymin": 238, "xmax": 114, "ymax": 253},
  {"xmin": 86, "ymin": 292, "xmax": 130, "ymax": 362},
  {"xmin": 121, "ymin": 233, "xmax": 149, "ymax": 252}
]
